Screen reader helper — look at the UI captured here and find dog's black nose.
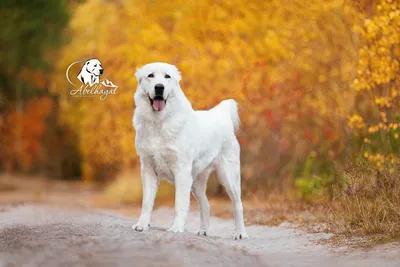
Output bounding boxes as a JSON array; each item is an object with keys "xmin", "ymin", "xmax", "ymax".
[
  {"xmin": 99, "ymin": 69, "xmax": 104, "ymax": 75},
  {"xmin": 155, "ymin": 84, "xmax": 164, "ymax": 96}
]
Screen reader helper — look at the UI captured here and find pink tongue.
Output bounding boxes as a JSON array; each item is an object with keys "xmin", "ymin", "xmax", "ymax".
[{"xmin": 152, "ymin": 99, "xmax": 166, "ymax": 111}]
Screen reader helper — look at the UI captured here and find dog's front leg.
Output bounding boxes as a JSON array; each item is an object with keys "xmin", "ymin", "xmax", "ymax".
[
  {"xmin": 168, "ymin": 166, "xmax": 192, "ymax": 233},
  {"xmin": 133, "ymin": 161, "xmax": 159, "ymax": 232}
]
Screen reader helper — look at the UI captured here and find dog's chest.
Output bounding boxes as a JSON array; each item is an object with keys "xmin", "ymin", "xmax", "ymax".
[
  {"xmin": 136, "ymin": 126, "xmax": 178, "ymax": 182},
  {"xmin": 151, "ymin": 149, "xmax": 177, "ymax": 182}
]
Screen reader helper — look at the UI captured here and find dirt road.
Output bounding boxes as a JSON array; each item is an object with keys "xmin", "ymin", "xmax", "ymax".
[{"xmin": 0, "ymin": 204, "xmax": 399, "ymax": 267}]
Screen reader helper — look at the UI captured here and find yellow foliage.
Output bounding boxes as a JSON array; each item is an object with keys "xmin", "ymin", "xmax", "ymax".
[
  {"xmin": 350, "ymin": 0, "xmax": 400, "ymax": 169},
  {"xmin": 348, "ymin": 114, "xmax": 365, "ymax": 129},
  {"xmin": 49, "ymin": 0, "xmax": 399, "ymax": 186}
]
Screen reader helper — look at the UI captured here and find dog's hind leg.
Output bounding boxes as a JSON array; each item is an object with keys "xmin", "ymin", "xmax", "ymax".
[
  {"xmin": 192, "ymin": 168, "xmax": 212, "ymax": 236},
  {"xmin": 216, "ymin": 142, "xmax": 248, "ymax": 240}
]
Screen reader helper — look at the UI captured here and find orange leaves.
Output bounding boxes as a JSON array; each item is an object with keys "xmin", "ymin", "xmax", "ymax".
[
  {"xmin": 263, "ymin": 109, "xmax": 280, "ymax": 130},
  {"xmin": 303, "ymin": 130, "xmax": 313, "ymax": 143},
  {"xmin": 324, "ymin": 130, "xmax": 334, "ymax": 140},
  {"xmin": 0, "ymin": 97, "xmax": 53, "ymax": 171},
  {"xmin": 19, "ymin": 69, "xmax": 47, "ymax": 89},
  {"xmin": 23, "ymin": 97, "xmax": 53, "ymax": 139}
]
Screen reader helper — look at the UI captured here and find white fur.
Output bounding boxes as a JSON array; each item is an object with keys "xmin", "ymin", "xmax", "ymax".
[
  {"xmin": 132, "ymin": 62, "xmax": 248, "ymax": 240},
  {"xmin": 77, "ymin": 59, "xmax": 104, "ymax": 86}
]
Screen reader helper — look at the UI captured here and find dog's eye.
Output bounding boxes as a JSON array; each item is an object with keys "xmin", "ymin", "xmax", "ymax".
[
  {"xmin": 148, "ymin": 73, "xmax": 154, "ymax": 78},
  {"xmin": 94, "ymin": 64, "xmax": 97, "ymax": 67},
  {"xmin": 165, "ymin": 74, "xmax": 171, "ymax": 79}
]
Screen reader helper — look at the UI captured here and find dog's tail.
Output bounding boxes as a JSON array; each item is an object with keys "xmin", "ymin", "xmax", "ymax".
[{"xmin": 219, "ymin": 99, "xmax": 240, "ymax": 133}]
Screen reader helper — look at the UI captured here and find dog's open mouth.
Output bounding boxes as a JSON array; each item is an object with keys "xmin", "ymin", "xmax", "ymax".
[{"xmin": 149, "ymin": 96, "xmax": 166, "ymax": 112}]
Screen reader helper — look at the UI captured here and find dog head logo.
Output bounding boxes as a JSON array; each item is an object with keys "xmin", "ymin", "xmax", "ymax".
[
  {"xmin": 77, "ymin": 58, "xmax": 104, "ymax": 86},
  {"xmin": 66, "ymin": 58, "xmax": 118, "ymax": 100}
]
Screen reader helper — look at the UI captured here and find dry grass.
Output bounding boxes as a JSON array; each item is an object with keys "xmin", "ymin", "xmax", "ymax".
[
  {"xmin": 327, "ymin": 160, "xmax": 400, "ymax": 241},
  {"xmin": 214, "ymin": 160, "xmax": 400, "ymax": 245},
  {"xmin": 103, "ymin": 168, "xmax": 175, "ymax": 204},
  {"xmin": 210, "ymin": 193, "xmax": 323, "ymax": 227}
]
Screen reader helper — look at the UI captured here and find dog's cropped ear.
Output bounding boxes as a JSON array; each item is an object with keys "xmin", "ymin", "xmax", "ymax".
[
  {"xmin": 170, "ymin": 65, "xmax": 182, "ymax": 83},
  {"xmin": 135, "ymin": 67, "xmax": 144, "ymax": 85}
]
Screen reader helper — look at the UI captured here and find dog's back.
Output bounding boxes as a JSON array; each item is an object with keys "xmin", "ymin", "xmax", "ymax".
[{"xmin": 195, "ymin": 99, "xmax": 240, "ymax": 139}]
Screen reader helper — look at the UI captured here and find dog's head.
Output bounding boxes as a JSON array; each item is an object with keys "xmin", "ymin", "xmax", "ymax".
[
  {"xmin": 83, "ymin": 59, "xmax": 104, "ymax": 76},
  {"xmin": 135, "ymin": 62, "xmax": 181, "ymax": 112}
]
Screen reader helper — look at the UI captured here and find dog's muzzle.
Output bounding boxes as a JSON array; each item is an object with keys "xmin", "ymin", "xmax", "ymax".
[
  {"xmin": 99, "ymin": 69, "xmax": 104, "ymax": 75},
  {"xmin": 150, "ymin": 84, "xmax": 166, "ymax": 112}
]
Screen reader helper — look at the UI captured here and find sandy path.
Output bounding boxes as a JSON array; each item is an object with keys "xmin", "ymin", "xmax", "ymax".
[{"xmin": 0, "ymin": 204, "xmax": 399, "ymax": 267}]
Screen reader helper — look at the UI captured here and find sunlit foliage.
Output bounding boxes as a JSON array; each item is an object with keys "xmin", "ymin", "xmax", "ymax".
[
  {"xmin": 49, "ymin": 0, "xmax": 399, "ymax": 198},
  {"xmin": 349, "ymin": 0, "xmax": 400, "ymax": 172}
]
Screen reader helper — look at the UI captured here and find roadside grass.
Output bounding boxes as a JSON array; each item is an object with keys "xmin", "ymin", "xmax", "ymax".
[{"xmin": 327, "ymin": 161, "xmax": 400, "ymax": 241}]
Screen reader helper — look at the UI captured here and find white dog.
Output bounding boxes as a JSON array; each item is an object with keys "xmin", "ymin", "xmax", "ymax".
[
  {"xmin": 132, "ymin": 62, "xmax": 248, "ymax": 240},
  {"xmin": 77, "ymin": 58, "xmax": 104, "ymax": 86}
]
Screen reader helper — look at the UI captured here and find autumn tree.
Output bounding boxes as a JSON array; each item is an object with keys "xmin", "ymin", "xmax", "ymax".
[
  {"xmin": 349, "ymin": 0, "xmax": 400, "ymax": 170},
  {"xmin": 0, "ymin": 0, "xmax": 70, "ymax": 173}
]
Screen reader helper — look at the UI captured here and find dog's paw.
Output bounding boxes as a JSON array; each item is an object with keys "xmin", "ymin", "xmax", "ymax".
[
  {"xmin": 167, "ymin": 225, "xmax": 185, "ymax": 233},
  {"xmin": 233, "ymin": 232, "xmax": 249, "ymax": 240},
  {"xmin": 197, "ymin": 230, "xmax": 207, "ymax": 236},
  {"xmin": 132, "ymin": 223, "xmax": 150, "ymax": 232}
]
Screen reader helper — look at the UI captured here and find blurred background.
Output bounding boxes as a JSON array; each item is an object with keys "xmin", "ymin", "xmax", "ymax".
[{"xmin": 0, "ymin": 0, "xmax": 399, "ymax": 236}]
